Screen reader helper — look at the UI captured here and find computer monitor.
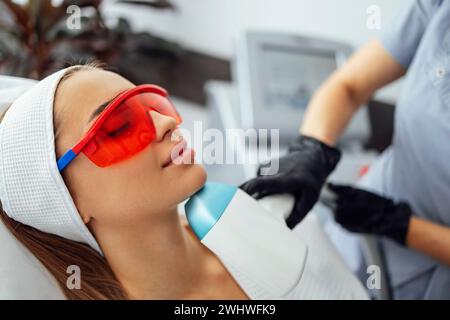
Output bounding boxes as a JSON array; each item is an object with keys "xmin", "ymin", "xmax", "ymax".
[{"xmin": 234, "ymin": 31, "xmax": 369, "ymax": 147}]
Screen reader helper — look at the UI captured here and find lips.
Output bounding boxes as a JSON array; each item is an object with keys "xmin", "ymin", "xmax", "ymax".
[{"xmin": 162, "ymin": 139, "xmax": 188, "ymax": 168}]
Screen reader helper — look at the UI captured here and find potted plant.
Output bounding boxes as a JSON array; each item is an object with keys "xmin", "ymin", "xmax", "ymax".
[{"xmin": 0, "ymin": 0, "xmax": 182, "ymax": 82}]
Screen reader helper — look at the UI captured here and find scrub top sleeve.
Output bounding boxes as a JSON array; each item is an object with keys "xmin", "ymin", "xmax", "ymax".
[{"xmin": 379, "ymin": 0, "xmax": 443, "ymax": 68}]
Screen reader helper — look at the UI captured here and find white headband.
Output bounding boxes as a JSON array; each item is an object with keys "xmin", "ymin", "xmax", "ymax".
[{"xmin": 0, "ymin": 67, "xmax": 103, "ymax": 255}]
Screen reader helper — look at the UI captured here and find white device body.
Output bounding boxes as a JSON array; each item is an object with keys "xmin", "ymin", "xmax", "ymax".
[
  {"xmin": 185, "ymin": 183, "xmax": 308, "ymax": 298},
  {"xmin": 202, "ymin": 189, "xmax": 308, "ymax": 297}
]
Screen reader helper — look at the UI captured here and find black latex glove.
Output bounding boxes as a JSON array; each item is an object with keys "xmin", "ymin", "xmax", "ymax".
[
  {"xmin": 327, "ymin": 183, "xmax": 413, "ymax": 245},
  {"xmin": 240, "ymin": 135, "xmax": 341, "ymax": 229}
]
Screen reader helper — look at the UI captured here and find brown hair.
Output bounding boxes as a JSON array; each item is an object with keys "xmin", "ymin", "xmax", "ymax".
[{"xmin": 0, "ymin": 63, "xmax": 128, "ymax": 300}]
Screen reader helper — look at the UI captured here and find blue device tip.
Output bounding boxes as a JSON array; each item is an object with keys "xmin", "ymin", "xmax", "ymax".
[{"xmin": 184, "ymin": 182, "xmax": 237, "ymax": 240}]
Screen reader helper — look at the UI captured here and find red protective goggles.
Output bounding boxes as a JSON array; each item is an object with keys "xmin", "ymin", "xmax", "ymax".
[{"xmin": 57, "ymin": 84, "xmax": 182, "ymax": 171}]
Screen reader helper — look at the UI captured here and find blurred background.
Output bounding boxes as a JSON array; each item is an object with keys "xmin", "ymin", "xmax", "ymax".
[{"xmin": 0, "ymin": 0, "xmax": 407, "ymax": 101}]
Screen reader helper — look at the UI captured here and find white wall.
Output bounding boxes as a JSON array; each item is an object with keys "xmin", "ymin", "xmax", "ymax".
[{"xmin": 103, "ymin": 0, "xmax": 412, "ymax": 102}]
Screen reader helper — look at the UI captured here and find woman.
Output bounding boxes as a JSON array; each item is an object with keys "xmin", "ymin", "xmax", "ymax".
[
  {"xmin": 241, "ymin": 0, "xmax": 450, "ymax": 299},
  {"xmin": 0, "ymin": 63, "xmax": 367, "ymax": 300},
  {"xmin": 0, "ymin": 63, "xmax": 247, "ymax": 299}
]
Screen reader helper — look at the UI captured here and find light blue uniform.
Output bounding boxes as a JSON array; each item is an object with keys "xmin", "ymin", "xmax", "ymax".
[{"xmin": 358, "ymin": 0, "xmax": 450, "ymax": 299}]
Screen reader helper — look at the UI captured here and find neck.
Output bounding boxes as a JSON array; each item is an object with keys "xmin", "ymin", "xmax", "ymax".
[{"xmin": 92, "ymin": 207, "xmax": 210, "ymax": 299}]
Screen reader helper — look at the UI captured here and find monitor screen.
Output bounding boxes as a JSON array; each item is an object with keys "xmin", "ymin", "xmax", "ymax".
[{"xmin": 259, "ymin": 44, "xmax": 337, "ymax": 112}]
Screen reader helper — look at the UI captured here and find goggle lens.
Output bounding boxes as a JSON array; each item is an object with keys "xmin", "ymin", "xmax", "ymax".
[{"xmin": 82, "ymin": 92, "xmax": 181, "ymax": 167}]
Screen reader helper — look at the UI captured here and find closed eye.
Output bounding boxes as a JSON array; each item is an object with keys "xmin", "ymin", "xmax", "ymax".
[{"xmin": 107, "ymin": 122, "xmax": 130, "ymax": 138}]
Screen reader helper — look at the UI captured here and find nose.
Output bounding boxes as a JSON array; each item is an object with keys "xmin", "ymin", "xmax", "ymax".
[{"xmin": 149, "ymin": 110, "xmax": 178, "ymax": 142}]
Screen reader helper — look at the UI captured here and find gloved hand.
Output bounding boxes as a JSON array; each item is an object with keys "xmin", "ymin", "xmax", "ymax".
[
  {"xmin": 327, "ymin": 183, "xmax": 413, "ymax": 245},
  {"xmin": 240, "ymin": 135, "xmax": 341, "ymax": 229}
]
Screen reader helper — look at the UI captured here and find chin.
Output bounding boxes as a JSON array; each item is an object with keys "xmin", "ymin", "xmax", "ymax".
[
  {"xmin": 190, "ymin": 164, "xmax": 207, "ymax": 191},
  {"xmin": 169, "ymin": 163, "xmax": 207, "ymax": 203},
  {"xmin": 185, "ymin": 163, "xmax": 207, "ymax": 197}
]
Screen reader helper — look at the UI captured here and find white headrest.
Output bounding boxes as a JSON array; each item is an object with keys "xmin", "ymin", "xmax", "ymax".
[
  {"xmin": 0, "ymin": 217, "xmax": 65, "ymax": 299},
  {"xmin": 0, "ymin": 75, "xmax": 37, "ymax": 111}
]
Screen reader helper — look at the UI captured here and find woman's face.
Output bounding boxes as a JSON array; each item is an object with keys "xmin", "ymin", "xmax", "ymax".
[{"xmin": 54, "ymin": 69, "xmax": 207, "ymax": 228}]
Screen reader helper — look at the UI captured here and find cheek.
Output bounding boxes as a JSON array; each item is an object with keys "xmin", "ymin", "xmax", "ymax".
[
  {"xmin": 107, "ymin": 147, "xmax": 171, "ymax": 214},
  {"xmin": 64, "ymin": 145, "xmax": 208, "ymax": 224},
  {"xmin": 109, "ymin": 151, "xmax": 165, "ymax": 209},
  {"xmin": 62, "ymin": 158, "xmax": 112, "ymax": 221},
  {"xmin": 65, "ymin": 151, "xmax": 163, "ymax": 223}
]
